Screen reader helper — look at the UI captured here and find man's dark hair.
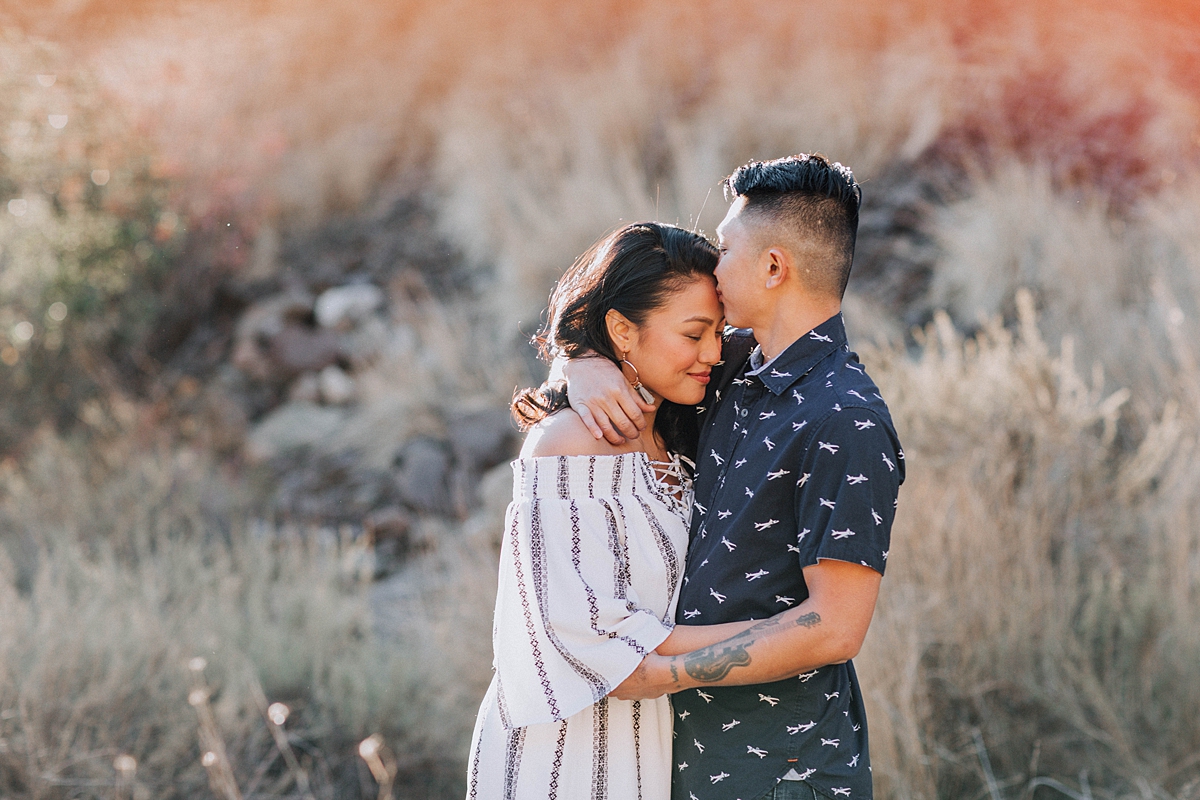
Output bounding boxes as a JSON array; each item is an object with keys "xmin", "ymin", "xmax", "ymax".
[{"xmin": 723, "ymin": 153, "xmax": 861, "ymax": 298}]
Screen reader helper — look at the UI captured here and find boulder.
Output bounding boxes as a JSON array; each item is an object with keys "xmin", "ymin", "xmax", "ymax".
[
  {"xmin": 394, "ymin": 436, "xmax": 454, "ymax": 515},
  {"xmin": 269, "ymin": 324, "xmax": 343, "ymax": 375},
  {"xmin": 315, "ymin": 283, "xmax": 384, "ymax": 329},
  {"xmin": 318, "ymin": 364, "xmax": 357, "ymax": 405},
  {"xmin": 244, "ymin": 401, "xmax": 346, "ymax": 462},
  {"xmin": 446, "ymin": 407, "xmax": 520, "ymax": 475}
]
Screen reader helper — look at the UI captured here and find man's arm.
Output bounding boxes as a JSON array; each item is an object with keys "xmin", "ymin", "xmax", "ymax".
[
  {"xmin": 611, "ymin": 558, "xmax": 881, "ymax": 699},
  {"xmin": 557, "ymin": 355, "xmax": 654, "ymax": 444}
]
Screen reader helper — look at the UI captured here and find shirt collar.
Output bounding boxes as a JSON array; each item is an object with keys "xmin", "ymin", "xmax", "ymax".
[{"xmin": 745, "ymin": 312, "xmax": 847, "ymax": 395}]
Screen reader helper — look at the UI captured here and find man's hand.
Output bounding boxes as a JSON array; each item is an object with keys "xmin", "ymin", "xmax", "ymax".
[
  {"xmin": 561, "ymin": 356, "xmax": 655, "ymax": 445},
  {"xmin": 610, "ymin": 655, "xmax": 675, "ymax": 701}
]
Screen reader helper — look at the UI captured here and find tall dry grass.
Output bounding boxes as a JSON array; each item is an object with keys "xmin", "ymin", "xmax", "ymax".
[
  {"xmin": 0, "ymin": 431, "xmax": 500, "ymax": 798},
  {"xmin": 3, "ymin": 1, "xmax": 1200, "ymax": 798}
]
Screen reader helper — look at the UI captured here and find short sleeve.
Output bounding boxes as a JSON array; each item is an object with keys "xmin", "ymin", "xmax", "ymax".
[
  {"xmin": 793, "ymin": 409, "xmax": 902, "ymax": 575},
  {"xmin": 491, "ymin": 495, "xmax": 674, "ymax": 728}
]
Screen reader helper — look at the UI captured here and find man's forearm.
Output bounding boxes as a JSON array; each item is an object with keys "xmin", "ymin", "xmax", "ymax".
[{"xmin": 654, "ymin": 603, "xmax": 855, "ymax": 692}]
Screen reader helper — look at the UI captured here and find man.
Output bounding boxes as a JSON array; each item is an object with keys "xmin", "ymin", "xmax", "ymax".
[{"xmin": 564, "ymin": 153, "xmax": 903, "ymax": 800}]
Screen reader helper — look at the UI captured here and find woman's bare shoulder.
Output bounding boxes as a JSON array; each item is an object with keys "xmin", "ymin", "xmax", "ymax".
[{"xmin": 521, "ymin": 410, "xmax": 636, "ymax": 458}]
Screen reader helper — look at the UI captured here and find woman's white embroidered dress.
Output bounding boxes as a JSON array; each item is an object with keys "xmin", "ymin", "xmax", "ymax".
[{"xmin": 467, "ymin": 452, "xmax": 691, "ymax": 800}]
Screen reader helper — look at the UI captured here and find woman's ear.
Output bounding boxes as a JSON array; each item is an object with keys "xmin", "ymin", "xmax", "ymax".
[{"xmin": 605, "ymin": 308, "xmax": 637, "ymax": 355}]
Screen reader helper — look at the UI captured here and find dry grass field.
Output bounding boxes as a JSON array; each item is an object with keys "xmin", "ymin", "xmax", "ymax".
[{"xmin": 1, "ymin": 1, "xmax": 1199, "ymax": 797}]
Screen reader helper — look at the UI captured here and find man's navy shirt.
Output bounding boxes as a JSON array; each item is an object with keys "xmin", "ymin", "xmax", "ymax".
[{"xmin": 671, "ymin": 313, "xmax": 904, "ymax": 800}]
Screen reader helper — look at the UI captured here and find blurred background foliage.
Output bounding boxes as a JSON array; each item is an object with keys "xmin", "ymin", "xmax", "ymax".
[{"xmin": 0, "ymin": 0, "xmax": 1199, "ymax": 798}]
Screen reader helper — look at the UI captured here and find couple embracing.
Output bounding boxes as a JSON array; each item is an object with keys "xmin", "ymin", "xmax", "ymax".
[{"xmin": 467, "ymin": 154, "xmax": 904, "ymax": 800}]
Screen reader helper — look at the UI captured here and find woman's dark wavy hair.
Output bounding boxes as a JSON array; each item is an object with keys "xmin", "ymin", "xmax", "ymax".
[{"xmin": 512, "ymin": 222, "xmax": 718, "ymax": 460}]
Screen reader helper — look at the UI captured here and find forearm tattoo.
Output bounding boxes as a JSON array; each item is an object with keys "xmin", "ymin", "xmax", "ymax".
[
  {"xmin": 682, "ymin": 611, "xmax": 822, "ymax": 683},
  {"xmin": 669, "ymin": 660, "xmax": 680, "ymax": 687}
]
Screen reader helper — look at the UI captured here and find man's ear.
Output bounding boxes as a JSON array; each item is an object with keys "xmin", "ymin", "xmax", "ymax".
[
  {"xmin": 605, "ymin": 309, "xmax": 636, "ymax": 355},
  {"xmin": 764, "ymin": 247, "xmax": 791, "ymax": 290}
]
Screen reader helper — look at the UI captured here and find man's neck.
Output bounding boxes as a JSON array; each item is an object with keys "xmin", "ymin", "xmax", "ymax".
[{"xmin": 751, "ymin": 296, "xmax": 842, "ymax": 361}]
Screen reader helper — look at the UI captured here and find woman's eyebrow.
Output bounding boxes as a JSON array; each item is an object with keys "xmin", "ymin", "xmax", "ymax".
[{"xmin": 682, "ymin": 315, "xmax": 716, "ymax": 324}]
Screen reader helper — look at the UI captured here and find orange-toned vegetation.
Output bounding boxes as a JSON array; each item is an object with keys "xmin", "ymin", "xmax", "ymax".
[{"xmin": 1, "ymin": 1, "xmax": 1199, "ymax": 798}]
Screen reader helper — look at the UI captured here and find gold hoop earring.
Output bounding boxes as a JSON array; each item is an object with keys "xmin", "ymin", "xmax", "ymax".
[{"xmin": 621, "ymin": 358, "xmax": 656, "ymax": 405}]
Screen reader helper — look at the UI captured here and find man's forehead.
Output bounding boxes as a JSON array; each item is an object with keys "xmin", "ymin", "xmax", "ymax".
[{"xmin": 716, "ymin": 197, "xmax": 749, "ymax": 238}]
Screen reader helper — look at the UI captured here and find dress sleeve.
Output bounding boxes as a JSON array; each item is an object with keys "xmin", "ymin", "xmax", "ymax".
[{"xmin": 491, "ymin": 494, "xmax": 674, "ymax": 728}]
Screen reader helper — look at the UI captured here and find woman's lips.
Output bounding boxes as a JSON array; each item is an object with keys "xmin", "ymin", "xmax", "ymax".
[{"xmin": 689, "ymin": 372, "xmax": 711, "ymax": 385}]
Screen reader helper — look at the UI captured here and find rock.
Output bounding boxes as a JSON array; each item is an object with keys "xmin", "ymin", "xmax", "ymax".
[
  {"xmin": 288, "ymin": 372, "xmax": 321, "ymax": 403},
  {"xmin": 447, "ymin": 407, "xmax": 520, "ymax": 474},
  {"xmin": 364, "ymin": 505, "xmax": 416, "ymax": 575},
  {"xmin": 235, "ymin": 290, "xmax": 314, "ymax": 343},
  {"xmin": 394, "ymin": 436, "xmax": 454, "ymax": 515},
  {"xmin": 269, "ymin": 324, "xmax": 343, "ymax": 374},
  {"xmin": 245, "ymin": 401, "xmax": 346, "ymax": 462},
  {"xmin": 315, "ymin": 283, "xmax": 384, "ymax": 329},
  {"xmin": 271, "ymin": 451, "xmax": 398, "ymax": 523},
  {"xmin": 319, "ymin": 364, "xmax": 357, "ymax": 405}
]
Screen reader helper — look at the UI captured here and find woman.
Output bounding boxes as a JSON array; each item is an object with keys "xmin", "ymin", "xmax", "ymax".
[{"xmin": 466, "ymin": 222, "xmax": 759, "ymax": 799}]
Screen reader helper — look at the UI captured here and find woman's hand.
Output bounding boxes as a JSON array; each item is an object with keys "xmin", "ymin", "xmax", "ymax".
[
  {"xmin": 561, "ymin": 356, "xmax": 656, "ymax": 445},
  {"xmin": 610, "ymin": 655, "xmax": 676, "ymax": 701}
]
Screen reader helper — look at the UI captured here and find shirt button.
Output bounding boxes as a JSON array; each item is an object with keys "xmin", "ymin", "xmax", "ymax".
[{"xmin": 740, "ymin": 409, "xmax": 748, "ymax": 418}]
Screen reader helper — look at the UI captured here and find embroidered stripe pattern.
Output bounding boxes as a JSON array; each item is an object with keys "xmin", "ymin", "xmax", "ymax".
[
  {"xmin": 547, "ymin": 719, "xmax": 569, "ymax": 800},
  {"xmin": 514, "ymin": 486, "xmax": 559, "ymax": 718},
  {"xmin": 591, "ymin": 697, "xmax": 609, "ymax": 800},
  {"xmin": 502, "ymin": 725, "xmax": 526, "ymax": 800},
  {"xmin": 635, "ymin": 496, "xmax": 680, "ymax": 623},
  {"xmin": 633, "ymin": 700, "xmax": 643, "ymax": 800},
  {"xmin": 533, "ymin": 498, "xmax": 608, "ymax": 697}
]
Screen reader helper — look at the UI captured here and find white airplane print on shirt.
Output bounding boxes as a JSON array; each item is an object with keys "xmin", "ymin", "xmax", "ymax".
[
  {"xmin": 709, "ymin": 588, "xmax": 726, "ymax": 603},
  {"xmin": 819, "ymin": 441, "xmax": 840, "ymax": 454},
  {"xmin": 819, "ymin": 498, "xmax": 836, "ymax": 510},
  {"xmin": 770, "ymin": 368, "xmax": 792, "ymax": 378},
  {"xmin": 721, "ymin": 536, "xmax": 737, "ymax": 551},
  {"xmin": 717, "ymin": 509, "xmax": 732, "ymax": 519},
  {"xmin": 847, "ymin": 389, "xmax": 869, "ymax": 402},
  {"xmin": 831, "ymin": 529, "xmax": 856, "ymax": 540},
  {"xmin": 747, "ymin": 745, "xmax": 769, "ymax": 758},
  {"xmin": 694, "ymin": 502, "xmax": 707, "ymax": 515},
  {"xmin": 846, "ymin": 474, "xmax": 868, "ymax": 485},
  {"xmin": 822, "ymin": 738, "xmax": 841, "ymax": 747},
  {"xmin": 694, "ymin": 739, "xmax": 705, "ymax": 753},
  {"xmin": 775, "ymin": 595, "xmax": 795, "ymax": 606},
  {"xmin": 810, "ymin": 331, "xmax": 833, "ymax": 342},
  {"xmin": 792, "ymin": 420, "xmax": 808, "ymax": 431},
  {"xmin": 767, "ymin": 469, "xmax": 790, "ymax": 480},
  {"xmin": 678, "ymin": 761, "xmax": 688, "ymax": 771},
  {"xmin": 745, "ymin": 569, "xmax": 769, "ymax": 581},
  {"xmin": 710, "ymin": 772, "xmax": 730, "ymax": 784},
  {"xmin": 832, "ymin": 788, "xmax": 852, "ymax": 797},
  {"xmin": 709, "ymin": 450, "xmax": 724, "ymax": 465},
  {"xmin": 872, "ymin": 508, "xmax": 883, "ymax": 525},
  {"xmin": 754, "ymin": 519, "xmax": 779, "ymax": 530},
  {"xmin": 798, "ymin": 670, "xmax": 818, "ymax": 682},
  {"xmin": 696, "ymin": 690, "xmax": 714, "ymax": 703},
  {"xmin": 882, "ymin": 453, "xmax": 896, "ymax": 471},
  {"xmin": 678, "ymin": 709, "xmax": 690, "ymax": 719},
  {"xmin": 759, "ymin": 410, "xmax": 777, "ymax": 420},
  {"xmin": 848, "ymin": 754, "xmax": 860, "ymax": 767},
  {"xmin": 790, "ymin": 720, "xmax": 817, "ymax": 733},
  {"xmin": 734, "ymin": 458, "xmax": 748, "ymax": 468},
  {"xmin": 797, "ymin": 768, "xmax": 817, "ymax": 780},
  {"xmin": 797, "ymin": 473, "xmax": 810, "ymax": 487},
  {"xmin": 721, "ymin": 719, "xmax": 741, "ymax": 731},
  {"xmin": 745, "ymin": 486, "xmax": 755, "ymax": 498},
  {"xmin": 683, "ymin": 609, "xmax": 701, "ymax": 619},
  {"xmin": 758, "ymin": 694, "xmax": 780, "ymax": 706},
  {"xmin": 845, "ymin": 361, "xmax": 864, "ymax": 374},
  {"xmin": 797, "ymin": 527, "xmax": 811, "ymax": 542},
  {"xmin": 792, "ymin": 390, "xmax": 805, "ymax": 405},
  {"xmin": 763, "ymin": 436, "xmax": 776, "ymax": 451},
  {"xmin": 854, "ymin": 418, "xmax": 875, "ymax": 430}
]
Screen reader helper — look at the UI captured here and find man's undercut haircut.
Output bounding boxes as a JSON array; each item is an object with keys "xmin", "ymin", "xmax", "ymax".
[{"xmin": 724, "ymin": 153, "xmax": 861, "ymax": 298}]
